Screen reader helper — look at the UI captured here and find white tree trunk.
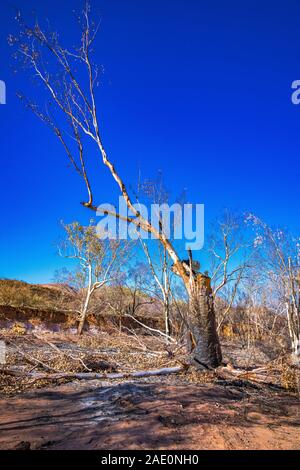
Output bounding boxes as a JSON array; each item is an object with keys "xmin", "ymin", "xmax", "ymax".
[
  {"xmin": 292, "ymin": 336, "xmax": 300, "ymax": 364},
  {"xmin": 78, "ymin": 264, "xmax": 93, "ymax": 335},
  {"xmin": 163, "ymin": 300, "xmax": 171, "ymax": 339},
  {"xmin": 286, "ymin": 303, "xmax": 300, "ymax": 364}
]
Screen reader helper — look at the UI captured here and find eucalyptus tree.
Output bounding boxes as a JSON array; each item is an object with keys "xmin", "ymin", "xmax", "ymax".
[
  {"xmin": 10, "ymin": 2, "xmax": 222, "ymax": 368},
  {"xmin": 59, "ymin": 221, "xmax": 128, "ymax": 335}
]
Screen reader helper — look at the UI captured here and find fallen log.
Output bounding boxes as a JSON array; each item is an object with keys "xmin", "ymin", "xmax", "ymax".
[
  {"xmin": 1, "ymin": 366, "xmax": 183, "ymax": 383},
  {"xmin": 217, "ymin": 365, "xmax": 281, "ymax": 387}
]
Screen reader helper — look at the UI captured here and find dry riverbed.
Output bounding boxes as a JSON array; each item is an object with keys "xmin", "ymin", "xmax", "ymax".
[{"xmin": 0, "ymin": 329, "xmax": 299, "ymax": 450}]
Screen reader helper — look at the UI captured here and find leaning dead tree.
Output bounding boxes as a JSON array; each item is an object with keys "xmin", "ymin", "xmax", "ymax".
[{"xmin": 10, "ymin": 2, "xmax": 222, "ymax": 368}]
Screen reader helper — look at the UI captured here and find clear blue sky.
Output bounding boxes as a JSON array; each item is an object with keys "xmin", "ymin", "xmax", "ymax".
[{"xmin": 0, "ymin": 0, "xmax": 300, "ymax": 283}]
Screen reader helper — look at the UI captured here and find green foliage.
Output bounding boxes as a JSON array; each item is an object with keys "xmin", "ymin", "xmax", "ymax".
[{"xmin": 60, "ymin": 220, "xmax": 127, "ymax": 288}]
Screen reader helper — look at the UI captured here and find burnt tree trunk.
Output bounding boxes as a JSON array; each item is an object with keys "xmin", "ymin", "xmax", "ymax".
[{"xmin": 186, "ymin": 274, "xmax": 222, "ymax": 369}]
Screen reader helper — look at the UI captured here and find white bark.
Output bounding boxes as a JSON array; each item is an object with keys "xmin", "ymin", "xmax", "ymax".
[
  {"xmin": 292, "ymin": 337, "xmax": 300, "ymax": 364},
  {"xmin": 77, "ymin": 263, "xmax": 93, "ymax": 335},
  {"xmin": 13, "ymin": 366, "xmax": 183, "ymax": 383}
]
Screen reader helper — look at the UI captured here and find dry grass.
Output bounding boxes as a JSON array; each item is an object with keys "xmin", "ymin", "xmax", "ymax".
[
  {"xmin": 0, "ymin": 279, "xmax": 74, "ymax": 309},
  {"xmin": 0, "ymin": 328, "xmax": 182, "ymax": 396}
]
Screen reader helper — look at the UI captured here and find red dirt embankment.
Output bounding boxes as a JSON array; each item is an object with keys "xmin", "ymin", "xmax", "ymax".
[{"xmin": 0, "ymin": 304, "xmax": 164, "ymax": 332}]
